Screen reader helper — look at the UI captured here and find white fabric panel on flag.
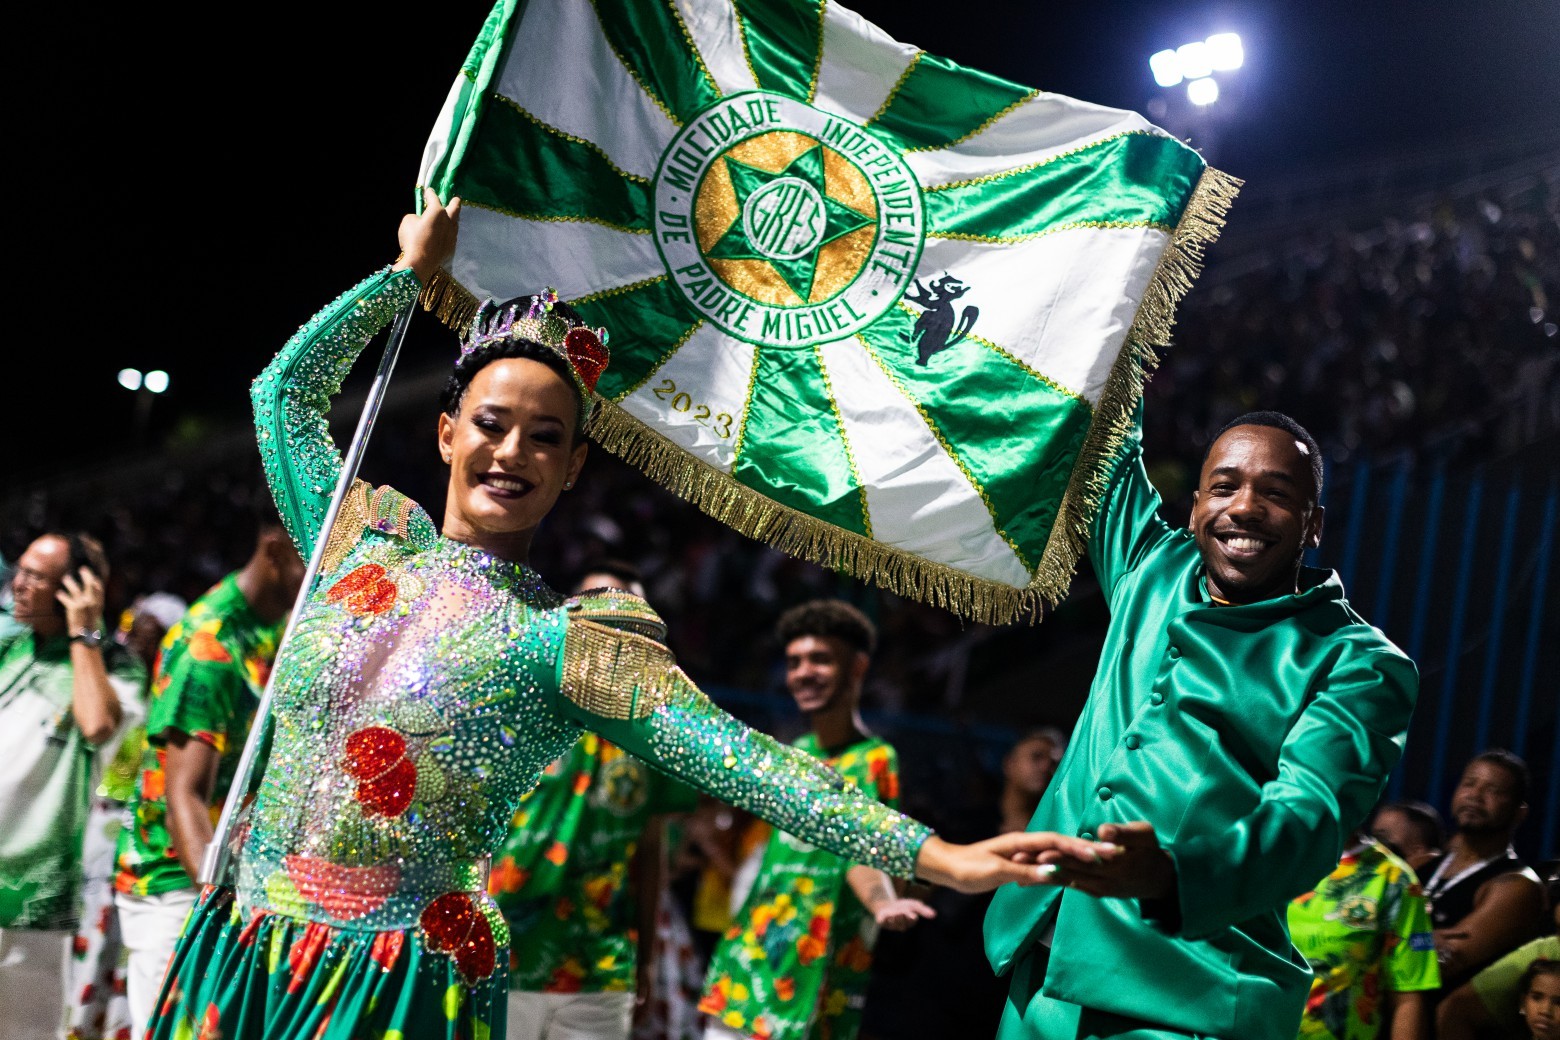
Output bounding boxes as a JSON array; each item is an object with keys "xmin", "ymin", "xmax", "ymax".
[
  {"xmin": 674, "ymin": 0, "xmax": 759, "ymax": 96},
  {"xmin": 491, "ymin": 0, "xmax": 678, "ymax": 180},
  {"xmin": 815, "ymin": 338, "xmax": 1031, "ymax": 586},
  {"xmin": 811, "ymin": 3, "xmax": 919, "ymax": 124},
  {"xmin": 905, "ymin": 98, "xmax": 1154, "ymax": 190},
  {"xmin": 917, "ymin": 226, "xmax": 1167, "ymax": 405},
  {"xmin": 417, "ymin": 75, "xmax": 466, "ymax": 190},
  {"xmin": 617, "ymin": 324, "xmax": 757, "ymax": 474},
  {"xmin": 451, "ymin": 207, "xmax": 664, "ymax": 305}
]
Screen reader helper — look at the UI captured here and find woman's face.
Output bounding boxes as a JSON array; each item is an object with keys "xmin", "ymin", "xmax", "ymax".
[{"xmin": 438, "ymin": 357, "xmax": 587, "ymax": 542}]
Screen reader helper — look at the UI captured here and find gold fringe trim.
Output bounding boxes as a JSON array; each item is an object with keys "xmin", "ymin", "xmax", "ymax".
[
  {"xmin": 1027, "ymin": 163, "xmax": 1242, "ymax": 609},
  {"xmin": 588, "ymin": 402, "xmax": 1031, "ymax": 625},
  {"xmin": 419, "ymin": 267, "xmax": 482, "ymax": 335}
]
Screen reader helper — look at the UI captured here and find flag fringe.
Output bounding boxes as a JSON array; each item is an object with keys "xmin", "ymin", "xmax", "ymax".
[
  {"xmin": 422, "ymin": 164, "xmax": 1238, "ymax": 625},
  {"xmin": 1028, "ymin": 164, "xmax": 1242, "ymax": 607},
  {"xmin": 419, "ymin": 267, "xmax": 483, "ymax": 334},
  {"xmin": 587, "ymin": 403, "xmax": 1033, "ymax": 625}
]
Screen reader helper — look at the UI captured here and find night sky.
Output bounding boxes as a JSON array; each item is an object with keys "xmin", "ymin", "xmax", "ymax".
[{"xmin": 19, "ymin": 0, "xmax": 1559, "ymax": 482}]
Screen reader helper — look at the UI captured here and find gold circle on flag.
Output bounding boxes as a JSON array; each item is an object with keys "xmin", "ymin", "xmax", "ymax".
[{"xmin": 693, "ymin": 131, "xmax": 877, "ymax": 307}]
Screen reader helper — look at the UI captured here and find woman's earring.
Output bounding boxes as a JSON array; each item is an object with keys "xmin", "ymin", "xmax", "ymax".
[{"xmin": 564, "ymin": 481, "xmax": 574, "ymax": 490}]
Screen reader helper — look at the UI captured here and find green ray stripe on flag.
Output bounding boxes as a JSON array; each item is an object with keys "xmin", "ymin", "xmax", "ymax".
[
  {"xmin": 588, "ymin": 0, "xmax": 723, "ymax": 125},
  {"xmin": 572, "ymin": 278, "xmax": 701, "ymax": 401},
  {"xmin": 857, "ymin": 309, "xmax": 1093, "ymax": 567},
  {"xmin": 730, "ymin": 0, "xmax": 825, "ymax": 100},
  {"xmin": 450, "ymin": 96, "xmax": 654, "ymax": 232},
  {"xmin": 867, "ymin": 53, "xmax": 1034, "ymax": 152},
  {"xmin": 423, "ymin": 0, "xmax": 524, "ymax": 200},
  {"xmin": 924, "ymin": 132, "xmax": 1204, "ymax": 241},
  {"xmin": 733, "ymin": 347, "xmax": 869, "ymax": 536}
]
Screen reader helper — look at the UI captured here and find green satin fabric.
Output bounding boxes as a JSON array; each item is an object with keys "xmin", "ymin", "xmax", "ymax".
[
  {"xmin": 590, "ymin": 0, "xmax": 722, "ymax": 124},
  {"xmin": 453, "ymin": 96, "xmax": 654, "ymax": 232},
  {"xmin": 925, "ymin": 132, "xmax": 1204, "ymax": 242},
  {"xmin": 575, "ymin": 278, "xmax": 700, "ymax": 401},
  {"xmin": 733, "ymin": 345, "xmax": 868, "ymax": 535},
  {"xmin": 423, "ymin": 0, "xmax": 518, "ymax": 201},
  {"xmin": 857, "ymin": 307, "xmax": 1091, "ymax": 571},
  {"xmin": 730, "ymin": 0, "xmax": 825, "ymax": 100},
  {"xmin": 870, "ymin": 51, "xmax": 1035, "ymax": 153},
  {"xmin": 984, "ymin": 427, "xmax": 1418, "ymax": 1040}
]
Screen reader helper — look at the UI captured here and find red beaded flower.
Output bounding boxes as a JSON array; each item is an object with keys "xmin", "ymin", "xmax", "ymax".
[
  {"xmin": 419, "ymin": 892, "xmax": 497, "ymax": 982},
  {"xmin": 564, "ymin": 327, "xmax": 609, "ymax": 393},
  {"xmin": 283, "ymin": 854, "xmax": 400, "ymax": 921},
  {"xmin": 341, "ymin": 726, "xmax": 417, "ymax": 817},
  {"xmin": 326, "ymin": 563, "xmax": 399, "ymax": 617}
]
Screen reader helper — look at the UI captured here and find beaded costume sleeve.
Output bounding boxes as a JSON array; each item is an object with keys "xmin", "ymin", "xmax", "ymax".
[
  {"xmin": 556, "ymin": 591, "xmax": 932, "ymax": 880},
  {"xmin": 251, "ymin": 266, "xmax": 424, "ymax": 559}
]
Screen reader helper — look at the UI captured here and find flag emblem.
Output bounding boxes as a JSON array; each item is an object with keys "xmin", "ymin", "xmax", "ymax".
[{"xmin": 655, "ymin": 91, "xmax": 924, "ymax": 347}]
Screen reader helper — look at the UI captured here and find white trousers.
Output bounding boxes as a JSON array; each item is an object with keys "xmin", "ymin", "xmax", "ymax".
[
  {"xmin": 115, "ymin": 887, "xmax": 199, "ymax": 1037},
  {"xmin": 703, "ymin": 1019, "xmax": 749, "ymax": 1040},
  {"xmin": 0, "ymin": 927, "xmax": 71, "ymax": 1040},
  {"xmin": 506, "ymin": 989, "xmax": 635, "ymax": 1040}
]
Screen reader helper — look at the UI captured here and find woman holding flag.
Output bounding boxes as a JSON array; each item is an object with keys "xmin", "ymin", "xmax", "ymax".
[{"xmin": 141, "ymin": 194, "xmax": 1108, "ymax": 1040}]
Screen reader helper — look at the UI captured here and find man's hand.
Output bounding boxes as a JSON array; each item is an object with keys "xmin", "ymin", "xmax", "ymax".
[
  {"xmin": 57, "ymin": 567, "xmax": 104, "ymax": 635},
  {"xmin": 915, "ymin": 832, "xmax": 1119, "ymax": 894},
  {"xmin": 393, "ymin": 187, "xmax": 461, "ymax": 284},
  {"xmin": 1037, "ymin": 822, "xmax": 1175, "ymax": 901}
]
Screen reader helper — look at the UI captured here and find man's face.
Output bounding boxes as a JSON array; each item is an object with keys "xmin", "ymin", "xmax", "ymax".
[
  {"xmin": 784, "ymin": 635, "xmax": 862, "ymax": 715},
  {"xmin": 9, "ymin": 536, "xmax": 70, "ymax": 629},
  {"xmin": 1190, "ymin": 425, "xmax": 1323, "ymax": 604},
  {"xmin": 1450, "ymin": 760, "xmax": 1524, "ymax": 835},
  {"xmin": 1004, "ymin": 737, "xmax": 1059, "ymax": 799}
]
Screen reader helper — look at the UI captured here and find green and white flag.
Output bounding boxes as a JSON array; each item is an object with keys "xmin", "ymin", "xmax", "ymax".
[{"xmin": 418, "ymin": 0, "xmax": 1236, "ymax": 623}]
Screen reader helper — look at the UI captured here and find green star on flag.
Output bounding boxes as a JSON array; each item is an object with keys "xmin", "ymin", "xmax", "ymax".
[
  {"xmin": 704, "ymin": 145, "xmax": 874, "ymax": 302},
  {"xmin": 416, "ymin": 0, "xmax": 1238, "ymax": 623}
]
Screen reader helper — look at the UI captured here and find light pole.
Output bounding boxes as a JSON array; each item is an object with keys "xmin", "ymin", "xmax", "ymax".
[{"xmin": 117, "ymin": 367, "xmax": 170, "ymax": 445}]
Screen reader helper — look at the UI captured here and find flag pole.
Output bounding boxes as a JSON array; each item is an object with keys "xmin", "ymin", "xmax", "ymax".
[{"xmin": 199, "ymin": 299, "xmax": 418, "ymax": 886}]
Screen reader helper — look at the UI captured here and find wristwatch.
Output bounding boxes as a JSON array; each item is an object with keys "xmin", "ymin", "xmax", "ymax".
[{"xmin": 69, "ymin": 628, "xmax": 106, "ymax": 650}]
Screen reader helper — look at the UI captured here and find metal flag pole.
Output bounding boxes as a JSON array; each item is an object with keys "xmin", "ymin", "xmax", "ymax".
[{"xmin": 199, "ymin": 299, "xmax": 418, "ymax": 885}]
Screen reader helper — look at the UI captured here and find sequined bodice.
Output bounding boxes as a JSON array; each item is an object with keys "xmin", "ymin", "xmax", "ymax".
[{"xmin": 239, "ymin": 535, "xmax": 581, "ymax": 930}]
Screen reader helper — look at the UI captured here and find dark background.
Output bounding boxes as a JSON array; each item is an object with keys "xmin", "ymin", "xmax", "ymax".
[{"xmin": 17, "ymin": 0, "xmax": 1560, "ymax": 479}]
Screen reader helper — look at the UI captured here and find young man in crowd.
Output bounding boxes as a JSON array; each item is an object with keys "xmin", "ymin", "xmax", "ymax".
[
  {"xmin": 492, "ymin": 561, "xmax": 697, "ymax": 1040},
  {"xmin": 1371, "ymin": 801, "xmax": 1445, "ymax": 875},
  {"xmin": 1000, "ymin": 729, "xmax": 1068, "ymax": 835},
  {"xmin": 989, "ymin": 412, "xmax": 1421, "ymax": 1039},
  {"xmin": 699, "ymin": 600, "xmax": 931, "ymax": 1040},
  {"xmin": 0, "ymin": 533, "xmax": 146, "ymax": 1040},
  {"xmin": 1421, "ymin": 750, "xmax": 1546, "ymax": 993},
  {"xmin": 112, "ymin": 511, "xmax": 302, "ymax": 1034},
  {"xmin": 1289, "ymin": 835, "xmax": 1440, "ymax": 1039}
]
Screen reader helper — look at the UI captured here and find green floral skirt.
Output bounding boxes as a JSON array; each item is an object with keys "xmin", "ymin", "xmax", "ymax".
[{"xmin": 147, "ymin": 887, "xmax": 505, "ymax": 1040}]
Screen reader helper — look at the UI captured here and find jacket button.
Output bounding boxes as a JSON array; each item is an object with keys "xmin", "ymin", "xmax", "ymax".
[
  {"xmin": 1079, "ymin": 830, "xmax": 1095, "ymax": 841},
  {"xmin": 1125, "ymin": 735, "xmax": 1141, "ymax": 750},
  {"xmin": 1167, "ymin": 644, "xmax": 1181, "ymax": 660},
  {"xmin": 1098, "ymin": 786, "xmax": 1113, "ymax": 801},
  {"xmin": 1150, "ymin": 692, "xmax": 1165, "ymax": 706}
]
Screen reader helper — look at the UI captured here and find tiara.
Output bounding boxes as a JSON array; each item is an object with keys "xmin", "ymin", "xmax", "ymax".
[{"xmin": 459, "ymin": 288, "xmax": 610, "ymax": 395}]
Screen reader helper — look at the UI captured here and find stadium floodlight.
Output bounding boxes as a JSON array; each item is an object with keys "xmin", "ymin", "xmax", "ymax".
[
  {"xmin": 1206, "ymin": 33, "xmax": 1244, "ymax": 70},
  {"xmin": 1149, "ymin": 49, "xmax": 1183, "ymax": 87},
  {"xmin": 118, "ymin": 368, "xmax": 143, "ymax": 391},
  {"xmin": 1176, "ymin": 41, "xmax": 1213, "ymax": 80},
  {"xmin": 145, "ymin": 370, "xmax": 170, "ymax": 394},
  {"xmin": 1187, "ymin": 77, "xmax": 1220, "ymax": 106}
]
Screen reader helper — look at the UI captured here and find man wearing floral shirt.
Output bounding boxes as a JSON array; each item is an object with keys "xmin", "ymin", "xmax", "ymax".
[
  {"xmin": 112, "ymin": 516, "xmax": 300, "ymax": 1034},
  {"xmin": 699, "ymin": 600, "xmax": 932, "ymax": 1040},
  {"xmin": 1289, "ymin": 837, "xmax": 1440, "ymax": 1039}
]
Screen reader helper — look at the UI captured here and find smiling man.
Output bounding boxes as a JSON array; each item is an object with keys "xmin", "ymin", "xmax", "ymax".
[{"xmin": 986, "ymin": 411, "xmax": 1421, "ymax": 1040}]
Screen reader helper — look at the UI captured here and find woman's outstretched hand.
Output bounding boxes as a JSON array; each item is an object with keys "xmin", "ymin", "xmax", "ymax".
[
  {"xmin": 393, "ymin": 187, "xmax": 461, "ymax": 284},
  {"xmin": 914, "ymin": 832, "xmax": 1120, "ymax": 894}
]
